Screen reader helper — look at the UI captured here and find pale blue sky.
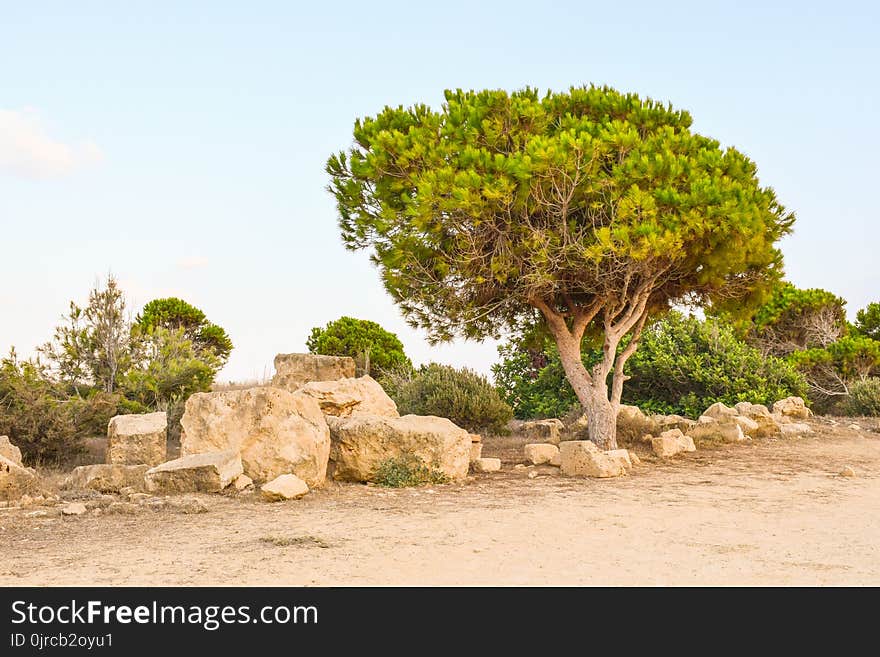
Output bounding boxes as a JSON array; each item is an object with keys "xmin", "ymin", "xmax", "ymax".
[{"xmin": 1, "ymin": 0, "xmax": 877, "ymax": 381}]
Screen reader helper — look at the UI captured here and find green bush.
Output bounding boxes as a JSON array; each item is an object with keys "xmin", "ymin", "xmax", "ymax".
[
  {"xmin": 307, "ymin": 316, "xmax": 411, "ymax": 377},
  {"xmin": 371, "ymin": 455, "xmax": 448, "ymax": 487},
  {"xmin": 842, "ymin": 378, "xmax": 880, "ymax": 416},
  {"xmin": 493, "ymin": 313, "xmax": 808, "ymax": 419},
  {"xmin": 384, "ymin": 363, "xmax": 513, "ymax": 434}
]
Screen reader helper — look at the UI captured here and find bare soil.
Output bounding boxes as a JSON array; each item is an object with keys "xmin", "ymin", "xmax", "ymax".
[{"xmin": 2, "ymin": 420, "xmax": 878, "ymax": 586}]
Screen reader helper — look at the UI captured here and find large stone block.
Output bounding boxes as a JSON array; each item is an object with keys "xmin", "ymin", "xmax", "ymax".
[
  {"xmin": 65, "ymin": 464, "xmax": 150, "ymax": 493},
  {"xmin": 271, "ymin": 353, "xmax": 356, "ymax": 391},
  {"xmin": 145, "ymin": 450, "xmax": 243, "ymax": 494},
  {"xmin": 523, "ymin": 443, "xmax": 560, "ymax": 465},
  {"xmin": 558, "ymin": 441, "xmax": 626, "ymax": 478},
  {"xmin": 521, "ymin": 419, "xmax": 564, "ymax": 445},
  {"xmin": 0, "ymin": 435, "xmax": 22, "ymax": 466},
  {"xmin": 293, "ymin": 376, "xmax": 398, "ymax": 418},
  {"xmin": 107, "ymin": 412, "xmax": 167, "ymax": 466}
]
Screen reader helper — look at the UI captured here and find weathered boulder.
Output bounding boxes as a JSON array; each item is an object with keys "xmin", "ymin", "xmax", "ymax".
[
  {"xmin": 469, "ymin": 442, "xmax": 483, "ymax": 462},
  {"xmin": 628, "ymin": 450, "xmax": 642, "ymax": 466},
  {"xmin": 293, "ymin": 376, "xmax": 398, "ymax": 418},
  {"xmin": 523, "ymin": 443, "xmax": 560, "ymax": 466},
  {"xmin": 180, "ymin": 387, "xmax": 330, "ymax": 487},
  {"xmin": 732, "ymin": 415, "xmax": 760, "ymax": 436},
  {"xmin": 0, "ymin": 454, "xmax": 36, "ymax": 499},
  {"xmin": 735, "ymin": 403, "xmax": 782, "ymax": 438},
  {"xmin": 233, "ymin": 474, "xmax": 254, "ymax": 491},
  {"xmin": 271, "ymin": 353, "xmax": 356, "ymax": 391},
  {"xmin": 558, "ymin": 440, "xmax": 627, "ymax": 478},
  {"xmin": 780, "ymin": 422, "xmax": 813, "ymax": 437},
  {"xmin": 521, "ymin": 419, "xmax": 564, "ymax": 445},
  {"xmin": 651, "ymin": 429, "xmax": 696, "ymax": 458},
  {"xmin": 616, "ymin": 405, "xmax": 658, "ymax": 444},
  {"xmin": 65, "ymin": 464, "xmax": 150, "ymax": 493},
  {"xmin": 605, "ymin": 448, "xmax": 633, "ymax": 472},
  {"xmin": 772, "ymin": 396, "xmax": 812, "ymax": 420},
  {"xmin": 107, "ymin": 412, "xmax": 167, "ymax": 466},
  {"xmin": 654, "ymin": 415, "xmax": 697, "ymax": 434},
  {"xmin": 0, "ymin": 436, "xmax": 22, "ymax": 466},
  {"xmin": 471, "ymin": 457, "xmax": 501, "ymax": 473},
  {"xmin": 326, "ymin": 414, "xmax": 470, "ymax": 482},
  {"xmin": 261, "ymin": 474, "xmax": 309, "ymax": 501},
  {"xmin": 61, "ymin": 502, "xmax": 87, "ymax": 516},
  {"xmin": 145, "ymin": 450, "xmax": 243, "ymax": 494},
  {"xmin": 702, "ymin": 402, "xmax": 739, "ymax": 421},
  {"xmin": 688, "ymin": 419, "xmax": 745, "ymax": 443}
]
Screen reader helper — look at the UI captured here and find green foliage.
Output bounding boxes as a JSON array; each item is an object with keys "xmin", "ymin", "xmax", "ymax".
[
  {"xmin": 371, "ymin": 455, "xmax": 448, "ymax": 487},
  {"xmin": 855, "ymin": 302, "xmax": 880, "ymax": 341},
  {"xmin": 306, "ymin": 316, "xmax": 411, "ymax": 376},
  {"xmin": 787, "ymin": 335, "xmax": 880, "ymax": 408},
  {"xmin": 135, "ymin": 297, "xmax": 233, "ymax": 365},
  {"xmin": 842, "ymin": 378, "xmax": 880, "ymax": 416},
  {"xmin": 494, "ymin": 314, "xmax": 807, "ymax": 418},
  {"xmin": 327, "ymin": 85, "xmax": 792, "ymax": 344},
  {"xmin": 385, "ymin": 363, "xmax": 513, "ymax": 434},
  {"xmin": 747, "ymin": 283, "xmax": 847, "ymax": 356}
]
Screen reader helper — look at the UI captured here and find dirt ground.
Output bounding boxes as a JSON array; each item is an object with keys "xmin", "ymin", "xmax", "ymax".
[{"xmin": 2, "ymin": 419, "xmax": 878, "ymax": 586}]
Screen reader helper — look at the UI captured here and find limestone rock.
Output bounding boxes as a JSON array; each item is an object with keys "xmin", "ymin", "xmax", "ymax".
[
  {"xmin": 735, "ymin": 403, "xmax": 782, "ymax": 438},
  {"xmin": 605, "ymin": 448, "xmax": 633, "ymax": 472},
  {"xmin": 558, "ymin": 440, "xmax": 626, "ymax": 478},
  {"xmin": 616, "ymin": 405, "xmax": 657, "ymax": 444},
  {"xmin": 733, "ymin": 415, "xmax": 760, "ymax": 436},
  {"xmin": 471, "ymin": 457, "xmax": 501, "ymax": 473},
  {"xmin": 293, "ymin": 376, "xmax": 398, "ymax": 418},
  {"xmin": 847, "ymin": 423, "xmax": 861, "ymax": 432},
  {"xmin": 61, "ymin": 502, "xmax": 87, "ymax": 516},
  {"xmin": 521, "ymin": 419, "xmax": 564, "ymax": 445},
  {"xmin": 65, "ymin": 464, "xmax": 150, "ymax": 493},
  {"xmin": 0, "ymin": 454, "xmax": 36, "ymax": 499},
  {"xmin": 107, "ymin": 412, "xmax": 167, "ymax": 467},
  {"xmin": 523, "ymin": 443, "xmax": 560, "ymax": 466},
  {"xmin": 839, "ymin": 466, "xmax": 856, "ymax": 477},
  {"xmin": 145, "ymin": 450, "xmax": 243, "ymax": 494},
  {"xmin": 165, "ymin": 497, "xmax": 209, "ymax": 514},
  {"xmin": 469, "ymin": 442, "xmax": 483, "ymax": 462},
  {"xmin": 702, "ymin": 402, "xmax": 738, "ymax": 421},
  {"xmin": 628, "ymin": 450, "xmax": 642, "ymax": 466},
  {"xmin": 327, "ymin": 414, "xmax": 470, "ymax": 482},
  {"xmin": 651, "ymin": 429, "xmax": 696, "ymax": 458},
  {"xmin": 261, "ymin": 474, "xmax": 309, "ymax": 501},
  {"xmin": 654, "ymin": 415, "xmax": 697, "ymax": 434},
  {"xmin": 180, "ymin": 386, "xmax": 330, "ymax": 487},
  {"xmin": 233, "ymin": 474, "xmax": 254, "ymax": 491},
  {"xmin": 0, "ymin": 436, "xmax": 22, "ymax": 466},
  {"xmin": 688, "ymin": 420, "xmax": 745, "ymax": 443},
  {"xmin": 549, "ymin": 449, "xmax": 562, "ymax": 467},
  {"xmin": 780, "ymin": 422, "xmax": 813, "ymax": 437},
  {"xmin": 772, "ymin": 396, "xmax": 812, "ymax": 419},
  {"xmin": 271, "ymin": 353, "xmax": 356, "ymax": 391}
]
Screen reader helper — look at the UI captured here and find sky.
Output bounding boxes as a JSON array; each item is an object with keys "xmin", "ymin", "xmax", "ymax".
[{"xmin": 1, "ymin": 0, "xmax": 878, "ymax": 382}]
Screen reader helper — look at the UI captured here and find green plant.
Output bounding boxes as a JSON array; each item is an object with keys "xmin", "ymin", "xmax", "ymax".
[
  {"xmin": 371, "ymin": 455, "xmax": 448, "ymax": 487},
  {"xmin": 788, "ymin": 335, "xmax": 880, "ymax": 409},
  {"xmin": 327, "ymin": 85, "xmax": 793, "ymax": 448},
  {"xmin": 386, "ymin": 363, "xmax": 513, "ymax": 434},
  {"xmin": 854, "ymin": 302, "xmax": 880, "ymax": 341},
  {"xmin": 306, "ymin": 316, "xmax": 411, "ymax": 377},
  {"xmin": 842, "ymin": 378, "xmax": 880, "ymax": 416},
  {"xmin": 134, "ymin": 297, "xmax": 233, "ymax": 366}
]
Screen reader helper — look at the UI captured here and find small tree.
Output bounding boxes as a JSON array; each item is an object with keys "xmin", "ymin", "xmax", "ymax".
[
  {"xmin": 855, "ymin": 302, "xmax": 880, "ymax": 341},
  {"xmin": 306, "ymin": 316, "xmax": 411, "ymax": 377},
  {"xmin": 328, "ymin": 86, "xmax": 793, "ymax": 448},
  {"xmin": 134, "ymin": 297, "xmax": 233, "ymax": 366}
]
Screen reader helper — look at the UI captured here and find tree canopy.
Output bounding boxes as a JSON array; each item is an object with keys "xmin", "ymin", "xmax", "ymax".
[
  {"xmin": 328, "ymin": 86, "xmax": 794, "ymax": 447},
  {"xmin": 306, "ymin": 316, "xmax": 411, "ymax": 376},
  {"xmin": 134, "ymin": 297, "xmax": 233, "ymax": 365}
]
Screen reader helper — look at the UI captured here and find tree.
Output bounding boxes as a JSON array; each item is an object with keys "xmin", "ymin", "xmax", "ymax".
[
  {"xmin": 306, "ymin": 316, "xmax": 411, "ymax": 376},
  {"xmin": 746, "ymin": 283, "xmax": 847, "ymax": 356},
  {"xmin": 855, "ymin": 302, "xmax": 880, "ymax": 341},
  {"xmin": 40, "ymin": 274, "xmax": 131, "ymax": 394},
  {"xmin": 134, "ymin": 297, "xmax": 233, "ymax": 365},
  {"xmin": 327, "ymin": 86, "xmax": 793, "ymax": 448}
]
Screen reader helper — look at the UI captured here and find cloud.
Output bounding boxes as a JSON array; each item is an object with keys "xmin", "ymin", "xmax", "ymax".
[
  {"xmin": 177, "ymin": 256, "xmax": 209, "ymax": 270},
  {"xmin": 0, "ymin": 108, "xmax": 103, "ymax": 179}
]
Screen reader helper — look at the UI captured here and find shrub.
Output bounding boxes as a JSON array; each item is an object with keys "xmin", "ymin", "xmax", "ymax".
[
  {"xmin": 493, "ymin": 313, "xmax": 808, "ymax": 419},
  {"xmin": 371, "ymin": 455, "xmax": 448, "ymax": 487},
  {"xmin": 385, "ymin": 363, "xmax": 513, "ymax": 434},
  {"xmin": 307, "ymin": 316, "xmax": 411, "ymax": 377},
  {"xmin": 842, "ymin": 378, "xmax": 880, "ymax": 416}
]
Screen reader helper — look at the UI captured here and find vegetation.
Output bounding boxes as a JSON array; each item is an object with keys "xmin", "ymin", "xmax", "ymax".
[
  {"xmin": 306, "ymin": 316, "xmax": 411, "ymax": 377},
  {"xmin": 384, "ymin": 363, "xmax": 513, "ymax": 434},
  {"xmin": 494, "ymin": 313, "xmax": 807, "ymax": 419},
  {"xmin": 854, "ymin": 302, "xmax": 880, "ymax": 341},
  {"xmin": 371, "ymin": 455, "xmax": 448, "ymax": 487},
  {"xmin": 328, "ymin": 86, "xmax": 793, "ymax": 448},
  {"xmin": 3, "ymin": 276, "xmax": 232, "ymax": 462},
  {"xmin": 842, "ymin": 378, "xmax": 880, "ymax": 416}
]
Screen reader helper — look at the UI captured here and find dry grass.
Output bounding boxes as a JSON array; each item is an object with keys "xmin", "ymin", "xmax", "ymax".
[{"xmin": 259, "ymin": 534, "xmax": 332, "ymax": 548}]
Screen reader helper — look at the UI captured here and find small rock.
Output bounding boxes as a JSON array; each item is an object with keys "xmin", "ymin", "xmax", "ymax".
[
  {"xmin": 839, "ymin": 466, "xmax": 856, "ymax": 477},
  {"xmin": 652, "ymin": 429, "xmax": 697, "ymax": 458},
  {"xmin": 25, "ymin": 510, "xmax": 50, "ymax": 519},
  {"xmin": 165, "ymin": 497, "xmax": 208, "ymax": 514},
  {"xmin": 118, "ymin": 486, "xmax": 136, "ymax": 497},
  {"xmin": 847, "ymin": 423, "xmax": 861, "ymax": 431},
  {"xmin": 513, "ymin": 464, "xmax": 527, "ymax": 470},
  {"xmin": 523, "ymin": 443, "xmax": 560, "ymax": 465},
  {"xmin": 261, "ymin": 474, "xmax": 310, "ymax": 501},
  {"xmin": 472, "ymin": 457, "xmax": 502, "ymax": 473},
  {"xmin": 780, "ymin": 423, "xmax": 813, "ymax": 437},
  {"xmin": 628, "ymin": 450, "xmax": 642, "ymax": 466},
  {"xmin": 61, "ymin": 502, "xmax": 87, "ymax": 516},
  {"xmin": 233, "ymin": 474, "xmax": 254, "ymax": 491},
  {"xmin": 107, "ymin": 502, "xmax": 140, "ymax": 515},
  {"xmin": 128, "ymin": 493, "xmax": 152, "ymax": 504},
  {"xmin": 772, "ymin": 396, "xmax": 812, "ymax": 420},
  {"xmin": 527, "ymin": 470, "xmax": 538, "ymax": 479},
  {"xmin": 559, "ymin": 441, "xmax": 626, "ymax": 478}
]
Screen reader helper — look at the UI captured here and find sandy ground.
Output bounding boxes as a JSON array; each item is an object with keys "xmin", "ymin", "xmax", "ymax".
[{"xmin": 1, "ymin": 420, "xmax": 878, "ymax": 586}]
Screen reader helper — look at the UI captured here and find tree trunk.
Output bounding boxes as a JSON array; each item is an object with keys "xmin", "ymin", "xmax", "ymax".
[{"xmin": 554, "ymin": 331, "xmax": 619, "ymax": 450}]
